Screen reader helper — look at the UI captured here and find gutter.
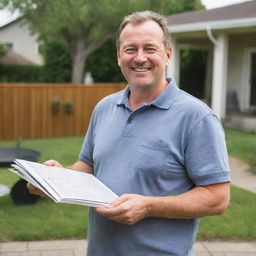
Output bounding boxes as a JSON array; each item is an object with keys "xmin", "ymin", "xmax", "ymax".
[{"xmin": 168, "ymin": 17, "xmax": 256, "ymax": 33}]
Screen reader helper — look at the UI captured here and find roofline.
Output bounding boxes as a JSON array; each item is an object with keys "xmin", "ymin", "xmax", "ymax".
[
  {"xmin": 168, "ymin": 17, "xmax": 256, "ymax": 33},
  {"xmin": 0, "ymin": 17, "xmax": 23, "ymax": 30}
]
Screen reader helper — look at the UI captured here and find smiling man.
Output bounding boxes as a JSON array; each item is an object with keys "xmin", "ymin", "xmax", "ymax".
[
  {"xmin": 116, "ymin": 19, "xmax": 171, "ymax": 109},
  {"xmin": 28, "ymin": 11, "xmax": 230, "ymax": 256}
]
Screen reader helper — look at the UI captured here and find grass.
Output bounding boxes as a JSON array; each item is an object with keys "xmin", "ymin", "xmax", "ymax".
[
  {"xmin": 225, "ymin": 127, "xmax": 256, "ymax": 173},
  {"xmin": 0, "ymin": 130, "xmax": 255, "ymax": 241},
  {"xmin": 198, "ymin": 185, "xmax": 256, "ymax": 241},
  {"xmin": 0, "ymin": 136, "xmax": 88, "ymax": 241},
  {"xmin": 0, "ymin": 136, "xmax": 84, "ymax": 167}
]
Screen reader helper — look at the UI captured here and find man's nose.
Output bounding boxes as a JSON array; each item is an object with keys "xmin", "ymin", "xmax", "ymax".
[{"xmin": 133, "ymin": 50, "xmax": 147, "ymax": 63}]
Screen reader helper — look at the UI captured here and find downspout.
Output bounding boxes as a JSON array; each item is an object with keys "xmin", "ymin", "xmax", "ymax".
[
  {"xmin": 206, "ymin": 25, "xmax": 218, "ymax": 46},
  {"xmin": 206, "ymin": 24, "xmax": 218, "ymax": 115}
]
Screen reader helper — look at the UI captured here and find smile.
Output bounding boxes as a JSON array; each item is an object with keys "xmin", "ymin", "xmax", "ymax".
[{"xmin": 131, "ymin": 68, "xmax": 151, "ymax": 72}]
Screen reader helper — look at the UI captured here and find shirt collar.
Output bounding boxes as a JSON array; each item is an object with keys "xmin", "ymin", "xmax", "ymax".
[{"xmin": 116, "ymin": 78, "xmax": 179, "ymax": 110}]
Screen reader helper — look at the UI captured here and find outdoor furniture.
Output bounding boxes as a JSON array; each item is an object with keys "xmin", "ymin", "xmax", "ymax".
[
  {"xmin": 0, "ymin": 141, "xmax": 41, "ymax": 205},
  {"xmin": 0, "ymin": 147, "xmax": 41, "ymax": 167}
]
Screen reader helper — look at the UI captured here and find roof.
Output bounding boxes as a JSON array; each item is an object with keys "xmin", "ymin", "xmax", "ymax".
[
  {"xmin": 0, "ymin": 17, "xmax": 23, "ymax": 30},
  {"xmin": 167, "ymin": 1, "xmax": 256, "ymax": 33},
  {"xmin": 0, "ymin": 49, "xmax": 36, "ymax": 65}
]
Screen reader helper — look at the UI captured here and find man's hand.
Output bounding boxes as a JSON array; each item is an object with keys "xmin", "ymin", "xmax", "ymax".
[
  {"xmin": 43, "ymin": 159, "xmax": 63, "ymax": 168},
  {"xmin": 95, "ymin": 194, "xmax": 152, "ymax": 225},
  {"xmin": 27, "ymin": 159, "xmax": 63, "ymax": 197},
  {"xmin": 26, "ymin": 183, "xmax": 47, "ymax": 197},
  {"xmin": 96, "ymin": 183, "xmax": 230, "ymax": 223}
]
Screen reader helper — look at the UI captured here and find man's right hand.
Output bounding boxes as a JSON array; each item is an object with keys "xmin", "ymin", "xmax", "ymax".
[{"xmin": 27, "ymin": 159, "xmax": 63, "ymax": 197}]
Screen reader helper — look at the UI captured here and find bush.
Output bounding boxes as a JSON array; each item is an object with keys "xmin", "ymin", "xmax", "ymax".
[
  {"xmin": 0, "ymin": 64, "xmax": 43, "ymax": 82},
  {"xmin": 0, "ymin": 43, "xmax": 7, "ymax": 57},
  {"xmin": 40, "ymin": 40, "xmax": 72, "ymax": 82}
]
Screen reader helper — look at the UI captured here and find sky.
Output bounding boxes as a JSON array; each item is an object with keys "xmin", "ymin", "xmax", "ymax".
[{"xmin": 0, "ymin": 0, "xmax": 253, "ymax": 27}]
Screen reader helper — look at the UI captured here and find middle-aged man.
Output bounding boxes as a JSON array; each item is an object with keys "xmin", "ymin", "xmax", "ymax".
[{"xmin": 28, "ymin": 11, "xmax": 230, "ymax": 256}]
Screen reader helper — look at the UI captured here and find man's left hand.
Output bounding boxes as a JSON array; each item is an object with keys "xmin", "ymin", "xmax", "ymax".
[{"xmin": 95, "ymin": 194, "xmax": 151, "ymax": 225}]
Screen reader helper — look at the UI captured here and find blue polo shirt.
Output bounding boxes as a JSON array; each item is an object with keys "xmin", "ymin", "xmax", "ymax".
[{"xmin": 79, "ymin": 78, "xmax": 230, "ymax": 256}]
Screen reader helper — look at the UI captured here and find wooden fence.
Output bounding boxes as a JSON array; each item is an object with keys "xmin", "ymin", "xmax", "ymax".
[{"xmin": 0, "ymin": 83, "xmax": 125, "ymax": 140}]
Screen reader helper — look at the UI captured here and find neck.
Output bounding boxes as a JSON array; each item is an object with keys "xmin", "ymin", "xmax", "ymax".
[{"xmin": 128, "ymin": 80, "xmax": 168, "ymax": 110}]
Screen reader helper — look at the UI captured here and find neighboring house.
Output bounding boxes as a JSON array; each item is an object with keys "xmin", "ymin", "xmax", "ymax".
[
  {"xmin": 0, "ymin": 49, "xmax": 36, "ymax": 65},
  {"xmin": 0, "ymin": 18, "xmax": 43, "ymax": 65},
  {"xmin": 166, "ymin": 1, "xmax": 256, "ymax": 132}
]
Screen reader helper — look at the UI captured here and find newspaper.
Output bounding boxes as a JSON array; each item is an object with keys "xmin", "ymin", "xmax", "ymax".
[{"xmin": 9, "ymin": 159, "xmax": 118, "ymax": 208}]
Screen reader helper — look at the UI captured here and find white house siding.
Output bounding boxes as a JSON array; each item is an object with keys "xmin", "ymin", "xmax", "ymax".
[
  {"xmin": 0, "ymin": 20, "xmax": 43, "ymax": 65},
  {"xmin": 227, "ymin": 33, "xmax": 256, "ymax": 111}
]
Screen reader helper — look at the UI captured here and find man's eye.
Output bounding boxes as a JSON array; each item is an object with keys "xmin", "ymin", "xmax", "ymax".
[
  {"xmin": 146, "ymin": 48, "xmax": 156, "ymax": 53},
  {"xmin": 125, "ymin": 48, "xmax": 135, "ymax": 54}
]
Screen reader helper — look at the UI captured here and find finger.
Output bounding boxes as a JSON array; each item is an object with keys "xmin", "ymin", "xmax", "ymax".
[
  {"xmin": 109, "ymin": 194, "xmax": 132, "ymax": 207},
  {"xmin": 43, "ymin": 159, "xmax": 62, "ymax": 167},
  {"xmin": 95, "ymin": 205, "xmax": 124, "ymax": 217},
  {"xmin": 26, "ymin": 182, "xmax": 47, "ymax": 197},
  {"xmin": 108, "ymin": 215, "xmax": 133, "ymax": 225}
]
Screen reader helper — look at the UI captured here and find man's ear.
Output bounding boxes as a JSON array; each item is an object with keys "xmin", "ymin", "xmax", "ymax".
[
  {"xmin": 166, "ymin": 47, "xmax": 172, "ymax": 65},
  {"xmin": 117, "ymin": 51, "xmax": 121, "ymax": 66}
]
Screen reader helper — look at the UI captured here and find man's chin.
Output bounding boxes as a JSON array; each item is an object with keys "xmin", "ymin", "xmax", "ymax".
[{"xmin": 128, "ymin": 78, "xmax": 154, "ymax": 88}]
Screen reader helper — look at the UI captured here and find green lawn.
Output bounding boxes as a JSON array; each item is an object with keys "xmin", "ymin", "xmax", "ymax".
[
  {"xmin": 225, "ymin": 127, "xmax": 256, "ymax": 173},
  {"xmin": 0, "ymin": 130, "xmax": 255, "ymax": 241}
]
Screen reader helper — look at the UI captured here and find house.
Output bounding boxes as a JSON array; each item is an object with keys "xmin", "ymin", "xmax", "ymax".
[
  {"xmin": 166, "ymin": 1, "xmax": 256, "ymax": 132},
  {"xmin": 0, "ymin": 49, "xmax": 37, "ymax": 65},
  {"xmin": 0, "ymin": 18, "xmax": 43, "ymax": 65}
]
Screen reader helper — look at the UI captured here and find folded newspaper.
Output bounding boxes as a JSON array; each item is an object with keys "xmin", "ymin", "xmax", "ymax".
[{"xmin": 9, "ymin": 159, "xmax": 118, "ymax": 208}]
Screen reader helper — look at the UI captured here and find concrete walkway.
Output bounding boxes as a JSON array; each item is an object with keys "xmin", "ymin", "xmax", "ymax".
[
  {"xmin": 229, "ymin": 156, "xmax": 256, "ymax": 193},
  {"xmin": 0, "ymin": 240, "xmax": 256, "ymax": 256},
  {"xmin": 0, "ymin": 156, "xmax": 255, "ymax": 256}
]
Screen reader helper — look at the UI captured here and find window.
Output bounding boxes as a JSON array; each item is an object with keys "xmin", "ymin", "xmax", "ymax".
[{"xmin": 4, "ymin": 42, "xmax": 13, "ymax": 49}]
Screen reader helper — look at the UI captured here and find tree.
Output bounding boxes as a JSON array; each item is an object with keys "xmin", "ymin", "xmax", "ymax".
[
  {"xmin": 40, "ymin": 39, "xmax": 72, "ymax": 82},
  {"xmin": 0, "ymin": 0, "xmax": 203, "ymax": 83},
  {"xmin": 86, "ymin": 38, "xmax": 125, "ymax": 83}
]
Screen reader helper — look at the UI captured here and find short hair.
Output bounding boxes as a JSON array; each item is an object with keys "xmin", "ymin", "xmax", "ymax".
[{"xmin": 116, "ymin": 10, "xmax": 171, "ymax": 50}]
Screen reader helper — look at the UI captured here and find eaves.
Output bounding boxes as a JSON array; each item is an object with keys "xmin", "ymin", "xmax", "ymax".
[{"xmin": 168, "ymin": 17, "xmax": 256, "ymax": 33}]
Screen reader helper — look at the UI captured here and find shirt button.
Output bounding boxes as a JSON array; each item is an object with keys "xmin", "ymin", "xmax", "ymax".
[{"xmin": 127, "ymin": 116, "xmax": 133, "ymax": 123}]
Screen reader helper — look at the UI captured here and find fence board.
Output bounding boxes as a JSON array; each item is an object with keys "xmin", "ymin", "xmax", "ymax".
[{"xmin": 0, "ymin": 83, "xmax": 125, "ymax": 140}]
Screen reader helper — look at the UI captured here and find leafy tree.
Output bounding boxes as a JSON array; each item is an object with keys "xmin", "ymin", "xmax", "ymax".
[
  {"xmin": 40, "ymin": 39, "xmax": 72, "ymax": 82},
  {"xmin": 0, "ymin": 0, "xmax": 203, "ymax": 83},
  {"xmin": 86, "ymin": 38, "xmax": 124, "ymax": 83}
]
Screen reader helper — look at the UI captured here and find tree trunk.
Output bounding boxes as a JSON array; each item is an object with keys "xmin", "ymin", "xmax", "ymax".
[
  {"xmin": 70, "ymin": 33, "xmax": 112, "ymax": 83},
  {"xmin": 70, "ymin": 37, "xmax": 87, "ymax": 83}
]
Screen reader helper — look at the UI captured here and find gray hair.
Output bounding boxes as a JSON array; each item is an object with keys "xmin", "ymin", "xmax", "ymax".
[{"xmin": 116, "ymin": 10, "xmax": 171, "ymax": 50}]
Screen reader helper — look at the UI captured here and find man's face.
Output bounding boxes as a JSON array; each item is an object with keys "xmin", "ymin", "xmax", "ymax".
[{"xmin": 117, "ymin": 20, "xmax": 171, "ymax": 89}]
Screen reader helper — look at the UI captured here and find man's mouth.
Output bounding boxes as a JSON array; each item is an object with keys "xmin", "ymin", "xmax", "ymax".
[{"xmin": 131, "ymin": 68, "xmax": 151, "ymax": 72}]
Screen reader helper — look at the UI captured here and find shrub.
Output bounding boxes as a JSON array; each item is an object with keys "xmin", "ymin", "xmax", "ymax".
[{"xmin": 0, "ymin": 64, "xmax": 43, "ymax": 82}]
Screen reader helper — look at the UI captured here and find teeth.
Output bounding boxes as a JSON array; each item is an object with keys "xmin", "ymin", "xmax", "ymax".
[{"xmin": 132, "ymin": 68, "xmax": 149, "ymax": 72}]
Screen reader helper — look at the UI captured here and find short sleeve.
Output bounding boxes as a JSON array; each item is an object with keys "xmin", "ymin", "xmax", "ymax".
[
  {"xmin": 79, "ymin": 115, "xmax": 94, "ymax": 167},
  {"xmin": 185, "ymin": 114, "xmax": 230, "ymax": 186}
]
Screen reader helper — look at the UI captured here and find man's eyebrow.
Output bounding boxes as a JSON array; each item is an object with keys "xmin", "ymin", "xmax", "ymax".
[
  {"xmin": 122, "ymin": 43, "xmax": 136, "ymax": 49},
  {"xmin": 122, "ymin": 42, "xmax": 159, "ymax": 48}
]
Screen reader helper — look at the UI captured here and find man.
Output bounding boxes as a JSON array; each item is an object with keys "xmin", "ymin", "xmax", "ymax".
[{"xmin": 28, "ymin": 11, "xmax": 230, "ymax": 256}]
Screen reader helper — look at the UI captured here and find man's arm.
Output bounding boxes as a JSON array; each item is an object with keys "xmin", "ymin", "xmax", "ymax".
[
  {"xmin": 96, "ymin": 182, "xmax": 230, "ymax": 225},
  {"xmin": 67, "ymin": 160, "xmax": 93, "ymax": 174}
]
